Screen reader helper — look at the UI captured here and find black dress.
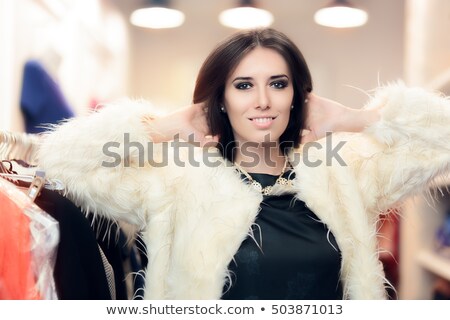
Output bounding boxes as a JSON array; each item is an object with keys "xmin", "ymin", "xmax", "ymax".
[{"xmin": 222, "ymin": 171, "xmax": 343, "ymax": 300}]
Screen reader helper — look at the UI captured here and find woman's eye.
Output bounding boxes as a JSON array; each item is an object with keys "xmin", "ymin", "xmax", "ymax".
[
  {"xmin": 235, "ymin": 82, "xmax": 252, "ymax": 90},
  {"xmin": 271, "ymin": 80, "xmax": 288, "ymax": 89}
]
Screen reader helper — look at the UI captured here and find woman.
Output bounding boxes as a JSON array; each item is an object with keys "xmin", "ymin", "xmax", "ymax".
[{"xmin": 37, "ymin": 28, "xmax": 450, "ymax": 299}]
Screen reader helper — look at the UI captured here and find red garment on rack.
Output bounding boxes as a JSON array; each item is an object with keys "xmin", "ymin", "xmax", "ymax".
[{"xmin": 0, "ymin": 189, "xmax": 41, "ymax": 299}]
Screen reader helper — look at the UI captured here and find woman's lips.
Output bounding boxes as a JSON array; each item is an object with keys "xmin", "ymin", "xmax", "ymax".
[{"xmin": 249, "ymin": 116, "xmax": 276, "ymax": 129}]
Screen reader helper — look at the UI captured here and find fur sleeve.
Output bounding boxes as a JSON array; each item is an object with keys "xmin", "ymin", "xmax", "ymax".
[
  {"xmin": 36, "ymin": 99, "xmax": 173, "ymax": 227},
  {"xmin": 350, "ymin": 83, "xmax": 450, "ymax": 213}
]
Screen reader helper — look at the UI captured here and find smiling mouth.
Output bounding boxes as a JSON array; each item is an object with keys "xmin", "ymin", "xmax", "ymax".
[{"xmin": 249, "ymin": 117, "xmax": 276, "ymax": 123}]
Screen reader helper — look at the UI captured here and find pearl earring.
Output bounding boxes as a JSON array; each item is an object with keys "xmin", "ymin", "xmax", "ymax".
[
  {"xmin": 304, "ymin": 98, "xmax": 309, "ymax": 104},
  {"xmin": 220, "ymin": 105, "xmax": 226, "ymax": 113},
  {"xmin": 290, "ymin": 105, "xmax": 294, "ymax": 109}
]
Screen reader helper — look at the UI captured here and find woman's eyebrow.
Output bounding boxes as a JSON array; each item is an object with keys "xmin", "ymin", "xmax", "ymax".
[
  {"xmin": 231, "ymin": 74, "xmax": 289, "ymax": 82},
  {"xmin": 232, "ymin": 76, "xmax": 252, "ymax": 82},
  {"xmin": 270, "ymin": 74, "xmax": 289, "ymax": 80}
]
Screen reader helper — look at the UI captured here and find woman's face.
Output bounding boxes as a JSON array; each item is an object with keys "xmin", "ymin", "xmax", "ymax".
[{"xmin": 223, "ymin": 47, "xmax": 294, "ymax": 147}]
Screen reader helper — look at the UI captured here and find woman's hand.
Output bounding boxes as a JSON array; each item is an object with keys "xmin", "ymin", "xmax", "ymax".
[
  {"xmin": 301, "ymin": 93, "xmax": 348, "ymax": 143},
  {"xmin": 301, "ymin": 93, "xmax": 380, "ymax": 143},
  {"xmin": 142, "ymin": 103, "xmax": 219, "ymax": 147},
  {"xmin": 179, "ymin": 103, "xmax": 219, "ymax": 147}
]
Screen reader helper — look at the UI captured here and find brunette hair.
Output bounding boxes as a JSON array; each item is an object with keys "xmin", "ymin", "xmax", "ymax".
[{"xmin": 193, "ymin": 28, "xmax": 312, "ymax": 162}]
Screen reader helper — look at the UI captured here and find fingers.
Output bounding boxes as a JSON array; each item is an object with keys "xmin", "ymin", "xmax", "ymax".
[
  {"xmin": 300, "ymin": 130, "xmax": 318, "ymax": 144},
  {"xmin": 192, "ymin": 102, "xmax": 207, "ymax": 114},
  {"xmin": 201, "ymin": 135, "xmax": 219, "ymax": 148}
]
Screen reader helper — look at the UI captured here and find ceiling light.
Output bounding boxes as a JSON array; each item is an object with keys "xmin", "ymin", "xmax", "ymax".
[
  {"xmin": 130, "ymin": 0, "xmax": 185, "ymax": 29},
  {"xmin": 219, "ymin": 0, "xmax": 274, "ymax": 29},
  {"xmin": 314, "ymin": 0, "xmax": 368, "ymax": 28}
]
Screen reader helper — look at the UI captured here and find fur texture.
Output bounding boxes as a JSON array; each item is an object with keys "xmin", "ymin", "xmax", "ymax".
[{"xmin": 37, "ymin": 83, "xmax": 450, "ymax": 299}]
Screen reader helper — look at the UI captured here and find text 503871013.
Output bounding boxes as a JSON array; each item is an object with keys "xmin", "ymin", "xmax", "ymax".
[{"xmin": 271, "ymin": 304, "xmax": 343, "ymax": 315}]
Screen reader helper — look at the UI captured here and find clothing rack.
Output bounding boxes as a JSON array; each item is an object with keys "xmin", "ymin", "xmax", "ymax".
[
  {"xmin": 1, "ymin": 130, "xmax": 122, "ymax": 300},
  {"xmin": 0, "ymin": 130, "xmax": 41, "ymax": 166},
  {"xmin": 0, "ymin": 169, "xmax": 59, "ymax": 299}
]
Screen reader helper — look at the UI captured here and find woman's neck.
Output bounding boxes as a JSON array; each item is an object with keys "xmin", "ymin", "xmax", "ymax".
[{"xmin": 234, "ymin": 143, "xmax": 286, "ymax": 175}]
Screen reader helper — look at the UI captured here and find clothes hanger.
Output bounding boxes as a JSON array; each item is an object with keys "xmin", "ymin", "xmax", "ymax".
[
  {"xmin": 0, "ymin": 160, "xmax": 64, "ymax": 195},
  {"xmin": 0, "ymin": 130, "xmax": 40, "ymax": 166},
  {"xmin": 0, "ymin": 172, "xmax": 64, "ymax": 192},
  {"xmin": 1, "ymin": 131, "xmax": 64, "ymax": 195}
]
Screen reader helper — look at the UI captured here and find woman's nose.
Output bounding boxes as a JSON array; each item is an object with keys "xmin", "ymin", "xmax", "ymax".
[{"xmin": 256, "ymin": 87, "xmax": 270, "ymax": 110}]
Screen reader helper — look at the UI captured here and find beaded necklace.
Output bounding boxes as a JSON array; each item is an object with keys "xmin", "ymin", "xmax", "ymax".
[{"xmin": 234, "ymin": 157, "xmax": 294, "ymax": 196}]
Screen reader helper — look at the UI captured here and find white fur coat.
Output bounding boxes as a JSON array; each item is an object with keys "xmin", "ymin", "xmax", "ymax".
[{"xmin": 37, "ymin": 83, "xmax": 450, "ymax": 299}]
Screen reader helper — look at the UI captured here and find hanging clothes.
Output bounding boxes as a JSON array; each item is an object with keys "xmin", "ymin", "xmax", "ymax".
[
  {"xmin": 1, "ymin": 133, "xmax": 135, "ymax": 300},
  {"xmin": 88, "ymin": 215, "xmax": 130, "ymax": 300},
  {"xmin": 34, "ymin": 188, "xmax": 116, "ymax": 299},
  {"xmin": 20, "ymin": 60, "xmax": 75, "ymax": 134},
  {"xmin": 0, "ymin": 177, "xmax": 59, "ymax": 299}
]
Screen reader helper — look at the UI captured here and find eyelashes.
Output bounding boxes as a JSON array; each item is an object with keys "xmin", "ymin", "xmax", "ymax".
[
  {"xmin": 271, "ymin": 80, "xmax": 288, "ymax": 89},
  {"xmin": 234, "ymin": 82, "xmax": 252, "ymax": 90},
  {"xmin": 233, "ymin": 80, "xmax": 289, "ymax": 90}
]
